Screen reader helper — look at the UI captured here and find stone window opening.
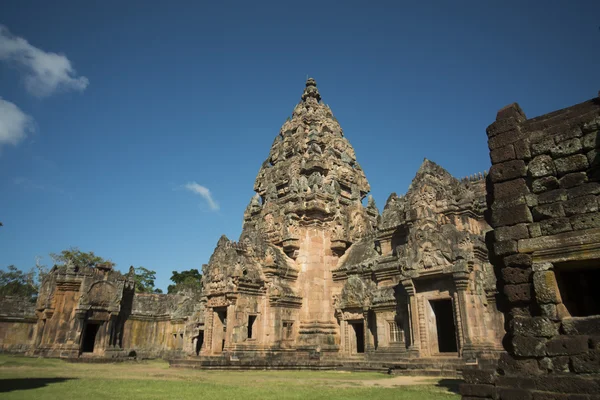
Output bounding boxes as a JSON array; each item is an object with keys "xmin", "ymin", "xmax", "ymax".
[
  {"xmin": 282, "ymin": 321, "xmax": 293, "ymax": 340},
  {"xmin": 388, "ymin": 320, "xmax": 402, "ymax": 343},
  {"xmin": 554, "ymin": 261, "xmax": 600, "ymax": 317},
  {"xmin": 247, "ymin": 315, "xmax": 257, "ymax": 340}
]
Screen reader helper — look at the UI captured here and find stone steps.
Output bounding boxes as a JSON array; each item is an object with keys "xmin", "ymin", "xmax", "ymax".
[{"xmin": 169, "ymin": 355, "xmax": 469, "ymax": 377}]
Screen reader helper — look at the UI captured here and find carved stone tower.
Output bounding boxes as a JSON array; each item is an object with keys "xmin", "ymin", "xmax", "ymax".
[{"xmin": 239, "ymin": 78, "xmax": 377, "ymax": 350}]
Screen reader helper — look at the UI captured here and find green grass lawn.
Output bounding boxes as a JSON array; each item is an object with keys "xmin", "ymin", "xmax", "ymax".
[{"xmin": 0, "ymin": 355, "xmax": 460, "ymax": 400}]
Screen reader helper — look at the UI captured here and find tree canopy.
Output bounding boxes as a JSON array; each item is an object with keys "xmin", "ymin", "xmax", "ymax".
[
  {"xmin": 167, "ymin": 268, "xmax": 202, "ymax": 294},
  {"xmin": 50, "ymin": 247, "xmax": 114, "ymax": 269},
  {"xmin": 133, "ymin": 267, "xmax": 163, "ymax": 294},
  {"xmin": 0, "ymin": 265, "xmax": 38, "ymax": 300}
]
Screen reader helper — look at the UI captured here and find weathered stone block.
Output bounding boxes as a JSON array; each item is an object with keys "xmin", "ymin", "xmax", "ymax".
[
  {"xmin": 505, "ymin": 283, "xmax": 532, "ymax": 303},
  {"xmin": 571, "ymin": 350, "xmax": 600, "ymax": 373},
  {"xmin": 570, "ymin": 212, "xmax": 600, "ymax": 230},
  {"xmin": 492, "ymin": 204, "xmax": 533, "ymax": 227},
  {"xmin": 491, "ymin": 144, "xmax": 516, "ymax": 163},
  {"xmin": 555, "ymin": 154, "xmax": 589, "ymax": 176},
  {"xmin": 533, "ymin": 203, "xmax": 565, "ymax": 221},
  {"xmin": 555, "ymin": 126, "xmax": 583, "ymax": 142},
  {"xmin": 534, "ymin": 375, "xmax": 600, "ymax": 394},
  {"xmin": 503, "ymin": 253, "xmax": 533, "ymax": 268},
  {"xmin": 529, "ymin": 155, "xmax": 557, "ymax": 178},
  {"xmin": 528, "ymin": 223, "xmax": 542, "ymax": 237},
  {"xmin": 492, "ymin": 195, "xmax": 527, "ymax": 211},
  {"xmin": 494, "ymin": 178, "xmax": 530, "ymax": 199},
  {"xmin": 562, "ymin": 195, "xmax": 598, "ymax": 216},
  {"xmin": 538, "ymin": 189, "xmax": 567, "ymax": 205},
  {"xmin": 497, "ymin": 388, "xmax": 532, "ymax": 400},
  {"xmin": 539, "ymin": 355, "xmax": 570, "ymax": 373},
  {"xmin": 533, "ymin": 270, "xmax": 562, "ymax": 304},
  {"xmin": 515, "ymin": 138, "xmax": 532, "ymax": 160},
  {"xmin": 540, "ymin": 218, "xmax": 572, "ymax": 235},
  {"xmin": 495, "ymin": 224, "xmax": 530, "ymax": 241},
  {"xmin": 532, "ymin": 262, "xmax": 553, "ymax": 272},
  {"xmin": 558, "ymin": 172, "xmax": 587, "ymax": 189},
  {"xmin": 567, "ymin": 182, "xmax": 600, "ymax": 199},
  {"xmin": 490, "ymin": 160, "xmax": 527, "ymax": 182},
  {"xmin": 551, "ymin": 138, "xmax": 583, "ymax": 158},
  {"xmin": 494, "ymin": 240, "xmax": 518, "ymax": 256},
  {"xmin": 511, "ymin": 316, "xmax": 558, "ymax": 338},
  {"xmin": 487, "ymin": 117, "xmax": 520, "ymax": 137},
  {"xmin": 561, "ymin": 316, "xmax": 600, "ymax": 335},
  {"xmin": 526, "ymin": 193, "xmax": 539, "ymax": 207},
  {"xmin": 531, "ymin": 137, "xmax": 556, "ymax": 156},
  {"xmin": 532, "ymin": 176, "xmax": 559, "ymax": 193},
  {"xmin": 502, "ymin": 267, "xmax": 532, "ymax": 284},
  {"xmin": 539, "ymin": 303, "xmax": 559, "ymax": 320},
  {"xmin": 463, "ymin": 368, "xmax": 497, "ymax": 384},
  {"xmin": 489, "ymin": 128, "xmax": 525, "ymax": 149},
  {"xmin": 583, "ymin": 132, "xmax": 597, "ymax": 150},
  {"xmin": 587, "ymin": 148, "xmax": 597, "ymax": 165},
  {"xmin": 460, "ymin": 383, "xmax": 496, "ymax": 398},
  {"xmin": 582, "ymin": 116, "xmax": 600, "ymax": 133},
  {"xmin": 497, "ymin": 354, "xmax": 541, "ymax": 376},
  {"xmin": 545, "ymin": 336, "xmax": 589, "ymax": 356}
]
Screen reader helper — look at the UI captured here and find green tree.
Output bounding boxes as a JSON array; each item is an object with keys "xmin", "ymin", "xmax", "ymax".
[
  {"xmin": 167, "ymin": 268, "xmax": 202, "ymax": 294},
  {"xmin": 50, "ymin": 247, "xmax": 114, "ymax": 269},
  {"xmin": 134, "ymin": 267, "xmax": 163, "ymax": 294},
  {"xmin": 0, "ymin": 265, "xmax": 38, "ymax": 300}
]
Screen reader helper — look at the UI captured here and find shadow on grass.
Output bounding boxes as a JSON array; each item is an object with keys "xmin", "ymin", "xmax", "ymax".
[
  {"xmin": 0, "ymin": 377, "xmax": 75, "ymax": 393},
  {"xmin": 435, "ymin": 378, "xmax": 461, "ymax": 394}
]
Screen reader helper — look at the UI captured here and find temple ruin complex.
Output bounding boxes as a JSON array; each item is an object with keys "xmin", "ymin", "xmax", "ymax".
[{"xmin": 1, "ymin": 80, "xmax": 599, "ymax": 392}]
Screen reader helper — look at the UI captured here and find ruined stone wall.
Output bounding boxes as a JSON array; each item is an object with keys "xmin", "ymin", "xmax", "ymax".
[
  {"xmin": 0, "ymin": 296, "xmax": 36, "ymax": 353},
  {"xmin": 461, "ymin": 96, "xmax": 600, "ymax": 399},
  {"xmin": 121, "ymin": 293, "xmax": 197, "ymax": 358}
]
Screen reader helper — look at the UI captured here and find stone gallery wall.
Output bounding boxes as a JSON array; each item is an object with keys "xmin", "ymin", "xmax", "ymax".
[
  {"xmin": 461, "ymin": 96, "xmax": 600, "ymax": 399},
  {"xmin": 0, "ymin": 296, "xmax": 36, "ymax": 353}
]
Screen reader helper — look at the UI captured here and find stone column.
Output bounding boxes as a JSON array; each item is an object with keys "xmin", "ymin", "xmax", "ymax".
[
  {"xmin": 203, "ymin": 310, "xmax": 213, "ymax": 355},
  {"xmin": 72, "ymin": 312, "xmax": 86, "ymax": 347},
  {"xmin": 401, "ymin": 279, "xmax": 420, "ymax": 353},
  {"xmin": 453, "ymin": 271, "xmax": 474, "ymax": 358}
]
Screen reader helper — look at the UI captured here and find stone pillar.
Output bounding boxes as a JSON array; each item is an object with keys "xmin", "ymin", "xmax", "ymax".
[
  {"xmin": 453, "ymin": 271, "xmax": 474, "ymax": 359},
  {"xmin": 401, "ymin": 279, "xmax": 420, "ymax": 354},
  {"xmin": 224, "ymin": 303, "xmax": 235, "ymax": 351},
  {"xmin": 203, "ymin": 310, "xmax": 213, "ymax": 355}
]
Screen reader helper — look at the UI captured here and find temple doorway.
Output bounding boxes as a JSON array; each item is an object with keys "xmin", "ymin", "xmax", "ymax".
[
  {"xmin": 195, "ymin": 331, "xmax": 204, "ymax": 355},
  {"xmin": 430, "ymin": 299, "xmax": 457, "ymax": 353},
  {"xmin": 81, "ymin": 323, "xmax": 100, "ymax": 353},
  {"xmin": 349, "ymin": 322, "xmax": 365, "ymax": 354},
  {"xmin": 212, "ymin": 308, "xmax": 227, "ymax": 354}
]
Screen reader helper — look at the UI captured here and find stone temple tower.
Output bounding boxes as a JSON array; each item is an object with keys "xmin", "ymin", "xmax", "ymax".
[{"xmin": 200, "ymin": 78, "xmax": 378, "ymax": 357}]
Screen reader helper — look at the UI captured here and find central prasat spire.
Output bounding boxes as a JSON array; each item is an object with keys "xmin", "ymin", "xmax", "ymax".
[
  {"xmin": 301, "ymin": 77, "xmax": 322, "ymax": 102},
  {"xmin": 241, "ymin": 77, "xmax": 377, "ymax": 256}
]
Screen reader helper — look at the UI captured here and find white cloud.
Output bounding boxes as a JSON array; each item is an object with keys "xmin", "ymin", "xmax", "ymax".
[
  {"xmin": 0, "ymin": 97, "xmax": 33, "ymax": 149},
  {"xmin": 0, "ymin": 25, "xmax": 89, "ymax": 97},
  {"xmin": 184, "ymin": 182, "xmax": 219, "ymax": 211}
]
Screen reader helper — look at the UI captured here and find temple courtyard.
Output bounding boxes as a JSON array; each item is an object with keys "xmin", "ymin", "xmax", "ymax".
[{"xmin": 0, "ymin": 355, "xmax": 459, "ymax": 399}]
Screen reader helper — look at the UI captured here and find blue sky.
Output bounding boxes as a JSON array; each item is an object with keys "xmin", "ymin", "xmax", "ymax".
[{"xmin": 1, "ymin": 0, "xmax": 599, "ymax": 291}]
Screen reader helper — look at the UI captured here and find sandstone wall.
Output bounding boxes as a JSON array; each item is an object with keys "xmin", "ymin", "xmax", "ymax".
[
  {"xmin": 121, "ymin": 293, "xmax": 192, "ymax": 358},
  {"xmin": 461, "ymin": 97, "xmax": 600, "ymax": 399},
  {"xmin": 0, "ymin": 296, "xmax": 36, "ymax": 353}
]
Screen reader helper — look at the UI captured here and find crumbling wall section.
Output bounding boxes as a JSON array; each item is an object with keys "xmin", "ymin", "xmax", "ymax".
[
  {"xmin": 461, "ymin": 95, "xmax": 600, "ymax": 399},
  {"xmin": 122, "ymin": 293, "xmax": 197, "ymax": 358}
]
